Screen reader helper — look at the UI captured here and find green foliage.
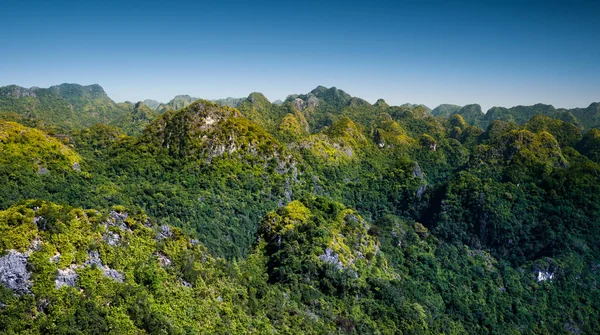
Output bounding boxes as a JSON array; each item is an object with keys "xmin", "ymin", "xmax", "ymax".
[
  {"xmin": 570, "ymin": 102, "xmax": 600, "ymax": 129},
  {"xmin": 236, "ymin": 92, "xmax": 287, "ymax": 132},
  {"xmin": 114, "ymin": 101, "xmax": 160, "ymax": 136},
  {"xmin": 155, "ymin": 94, "xmax": 199, "ymax": 114},
  {"xmin": 278, "ymin": 111, "xmax": 309, "ymax": 141},
  {"xmin": 0, "ymin": 84, "xmax": 134, "ymax": 132},
  {"xmin": 577, "ymin": 128, "xmax": 600, "ymax": 162},
  {"xmin": 483, "ymin": 103, "xmax": 582, "ymax": 129},
  {"xmin": 455, "ymin": 104, "xmax": 485, "ymax": 128},
  {"xmin": 432, "ymin": 104, "xmax": 462, "ymax": 117},
  {"xmin": 0, "ymin": 201, "xmax": 275, "ymax": 334},
  {"xmin": 524, "ymin": 114, "xmax": 582, "ymax": 147},
  {"xmin": 0, "ymin": 85, "xmax": 599, "ymax": 333},
  {"xmin": 2, "ymin": 198, "xmax": 597, "ymax": 334}
]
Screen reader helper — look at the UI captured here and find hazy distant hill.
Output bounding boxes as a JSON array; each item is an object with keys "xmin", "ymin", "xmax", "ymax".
[
  {"xmin": 0, "ymin": 83, "xmax": 131, "ymax": 131},
  {"xmin": 142, "ymin": 99, "xmax": 160, "ymax": 110},
  {"xmin": 1, "ymin": 82, "xmax": 598, "ymax": 140},
  {"xmin": 430, "ymin": 102, "xmax": 600, "ymax": 130},
  {"xmin": 213, "ymin": 97, "xmax": 245, "ymax": 108},
  {"xmin": 431, "ymin": 103, "xmax": 462, "ymax": 117},
  {"xmin": 152, "ymin": 95, "xmax": 246, "ymax": 113},
  {"xmin": 115, "ymin": 101, "xmax": 160, "ymax": 136}
]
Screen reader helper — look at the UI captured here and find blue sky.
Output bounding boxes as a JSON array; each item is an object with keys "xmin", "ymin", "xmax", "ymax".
[{"xmin": 1, "ymin": 0, "xmax": 599, "ymax": 111}]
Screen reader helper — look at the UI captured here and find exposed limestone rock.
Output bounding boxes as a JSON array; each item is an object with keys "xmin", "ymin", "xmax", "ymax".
[
  {"xmin": 412, "ymin": 163, "xmax": 424, "ymax": 179},
  {"xmin": 53, "ymin": 251, "xmax": 125, "ymax": 289},
  {"xmin": 7, "ymin": 86, "xmax": 37, "ymax": 98},
  {"xmin": 345, "ymin": 214, "xmax": 358, "ymax": 223},
  {"xmin": 105, "ymin": 211, "xmax": 129, "ymax": 231},
  {"xmin": 157, "ymin": 225, "xmax": 173, "ymax": 240},
  {"xmin": 49, "ymin": 252, "xmax": 61, "ymax": 263},
  {"xmin": 533, "ymin": 259, "xmax": 557, "ymax": 283},
  {"xmin": 412, "ymin": 163, "xmax": 427, "ymax": 198},
  {"xmin": 156, "ymin": 252, "xmax": 172, "ymax": 267},
  {"xmin": 294, "ymin": 98, "xmax": 305, "ymax": 111},
  {"xmin": 86, "ymin": 251, "xmax": 124, "ymax": 282},
  {"xmin": 205, "ymin": 115, "xmax": 216, "ymax": 125},
  {"xmin": 37, "ymin": 298, "xmax": 50, "ymax": 314},
  {"xmin": 38, "ymin": 167, "xmax": 49, "ymax": 175},
  {"xmin": 319, "ymin": 248, "xmax": 344, "ymax": 270},
  {"xmin": 102, "ymin": 211, "xmax": 128, "ymax": 246},
  {"xmin": 86, "ymin": 251, "xmax": 103, "ymax": 268},
  {"xmin": 312, "ymin": 175, "xmax": 324, "ymax": 194},
  {"xmin": 537, "ymin": 270, "xmax": 554, "ymax": 282},
  {"xmin": 55, "ymin": 267, "xmax": 78, "ymax": 288},
  {"xmin": 343, "ymin": 147, "xmax": 353, "ymax": 157},
  {"xmin": 563, "ymin": 323, "xmax": 583, "ymax": 334},
  {"xmin": 105, "ymin": 232, "xmax": 120, "ymax": 246},
  {"xmin": 307, "ymin": 95, "xmax": 319, "ymax": 108},
  {"xmin": 29, "ymin": 238, "xmax": 43, "ymax": 253},
  {"xmin": 0, "ymin": 250, "xmax": 31, "ymax": 295},
  {"xmin": 33, "ymin": 216, "xmax": 44, "ymax": 226},
  {"xmin": 102, "ymin": 268, "xmax": 124, "ymax": 282}
]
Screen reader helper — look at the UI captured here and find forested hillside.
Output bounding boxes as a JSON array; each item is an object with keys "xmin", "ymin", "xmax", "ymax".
[{"xmin": 0, "ymin": 85, "xmax": 599, "ymax": 334}]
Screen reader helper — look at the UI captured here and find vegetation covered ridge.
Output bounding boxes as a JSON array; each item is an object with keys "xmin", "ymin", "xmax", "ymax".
[{"xmin": 0, "ymin": 84, "xmax": 599, "ymax": 333}]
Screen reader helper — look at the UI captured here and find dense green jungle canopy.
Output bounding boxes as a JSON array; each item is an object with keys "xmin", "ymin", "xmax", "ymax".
[{"xmin": 0, "ymin": 84, "xmax": 599, "ymax": 334}]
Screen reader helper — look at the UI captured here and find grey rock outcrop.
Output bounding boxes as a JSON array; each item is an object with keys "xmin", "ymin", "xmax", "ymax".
[
  {"xmin": 49, "ymin": 252, "xmax": 61, "ymax": 263},
  {"xmin": 55, "ymin": 268, "xmax": 78, "ymax": 288},
  {"xmin": 294, "ymin": 98, "xmax": 305, "ymax": 111},
  {"xmin": 563, "ymin": 323, "xmax": 583, "ymax": 334},
  {"xmin": 156, "ymin": 252, "xmax": 172, "ymax": 267},
  {"xmin": 319, "ymin": 248, "xmax": 344, "ymax": 270},
  {"xmin": 106, "ymin": 211, "xmax": 129, "ymax": 231},
  {"xmin": 103, "ymin": 268, "xmax": 124, "ymax": 282},
  {"xmin": 86, "ymin": 251, "xmax": 103, "ymax": 268},
  {"xmin": 413, "ymin": 163, "xmax": 427, "ymax": 198},
  {"xmin": 5, "ymin": 86, "xmax": 37, "ymax": 98},
  {"xmin": 0, "ymin": 250, "xmax": 31, "ymax": 295},
  {"xmin": 307, "ymin": 95, "xmax": 319, "ymax": 108},
  {"xmin": 102, "ymin": 211, "xmax": 130, "ymax": 246},
  {"xmin": 105, "ymin": 232, "xmax": 120, "ymax": 246},
  {"xmin": 412, "ymin": 163, "xmax": 424, "ymax": 179},
  {"xmin": 38, "ymin": 167, "xmax": 49, "ymax": 175},
  {"xmin": 157, "ymin": 225, "xmax": 173, "ymax": 240},
  {"xmin": 86, "ymin": 251, "xmax": 124, "ymax": 282}
]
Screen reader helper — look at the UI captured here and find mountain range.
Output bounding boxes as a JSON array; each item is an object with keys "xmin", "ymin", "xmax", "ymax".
[
  {"xmin": 0, "ymin": 83, "xmax": 599, "ymax": 334},
  {"xmin": 3, "ymin": 83, "xmax": 599, "ymax": 134}
]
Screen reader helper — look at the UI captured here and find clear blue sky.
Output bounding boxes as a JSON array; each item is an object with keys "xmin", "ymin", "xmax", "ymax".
[{"xmin": 1, "ymin": 0, "xmax": 599, "ymax": 111}]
